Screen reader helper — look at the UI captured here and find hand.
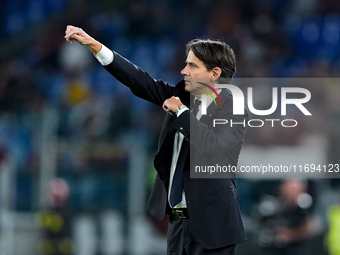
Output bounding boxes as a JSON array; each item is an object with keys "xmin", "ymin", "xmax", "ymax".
[
  {"xmin": 162, "ymin": 96, "xmax": 183, "ymax": 115},
  {"xmin": 275, "ymin": 227, "xmax": 296, "ymax": 244},
  {"xmin": 64, "ymin": 25, "xmax": 102, "ymax": 55}
]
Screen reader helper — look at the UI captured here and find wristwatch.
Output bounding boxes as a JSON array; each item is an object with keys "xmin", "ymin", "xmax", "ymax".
[{"xmin": 176, "ymin": 104, "xmax": 186, "ymax": 115}]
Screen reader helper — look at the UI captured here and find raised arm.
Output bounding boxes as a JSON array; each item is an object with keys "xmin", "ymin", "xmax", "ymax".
[{"xmin": 64, "ymin": 25, "xmax": 175, "ymax": 106}]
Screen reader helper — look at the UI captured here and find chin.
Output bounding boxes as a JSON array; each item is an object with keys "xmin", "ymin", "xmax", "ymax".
[{"xmin": 184, "ymin": 84, "xmax": 190, "ymax": 92}]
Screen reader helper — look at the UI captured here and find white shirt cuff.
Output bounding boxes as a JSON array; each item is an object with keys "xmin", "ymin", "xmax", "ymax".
[
  {"xmin": 177, "ymin": 107, "xmax": 189, "ymax": 117},
  {"xmin": 95, "ymin": 45, "xmax": 114, "ymax": 66}
]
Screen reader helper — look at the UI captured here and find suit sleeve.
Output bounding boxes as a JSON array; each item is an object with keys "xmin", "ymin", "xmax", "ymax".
[
  {"xmin": 171, "ymin": 96, "xmax": 248, "ymax": 157},
  {"xmin": 103, "ymin": 51, "xmax": 174, "ymax": 106}
]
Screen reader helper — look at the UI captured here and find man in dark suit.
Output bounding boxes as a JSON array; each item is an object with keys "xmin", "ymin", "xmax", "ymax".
[{"xmin": 65, "ymin": 25, "xmax": 247, "ymax": 255}]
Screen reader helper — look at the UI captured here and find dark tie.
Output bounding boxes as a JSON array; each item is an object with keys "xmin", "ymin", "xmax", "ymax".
[
  {"xmin": 192, "ymin": 99, "xmax": 201, "ymax": 116},
  {"xmin": 169, "ymin": 139, "xmax": 189, "ymax": 207}
]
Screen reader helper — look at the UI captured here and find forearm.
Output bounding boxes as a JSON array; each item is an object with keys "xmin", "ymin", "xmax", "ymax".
[
  {"xmin": 103, "ymin": 52, "xmax": 173, "ymax": 106},
  {"xmin": 65, "ymin": 25, "xmax": 174, "ymax": 106},
  {"xmin": 87, "ymin": 39, "xmax": 102, "ymax": 55}
]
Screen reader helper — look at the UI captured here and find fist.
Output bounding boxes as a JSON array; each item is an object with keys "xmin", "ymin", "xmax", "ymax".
[
  {"xmin": 64, "ymin": 25, "xmax": 93, "ymax": 45},
  {"xmin": 162, "ymin": 96, "xmax": 183, "ymax": 115}
]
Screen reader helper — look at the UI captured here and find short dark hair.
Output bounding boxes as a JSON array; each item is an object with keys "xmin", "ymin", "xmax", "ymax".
[{"xmin": 186, "ymin": 39, "xmax": 236, "ymax": 82}]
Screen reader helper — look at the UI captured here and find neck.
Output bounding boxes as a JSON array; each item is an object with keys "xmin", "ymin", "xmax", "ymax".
[{"xmin": 190, "ymin": 90, "xmax": 202, "ymax": 99}]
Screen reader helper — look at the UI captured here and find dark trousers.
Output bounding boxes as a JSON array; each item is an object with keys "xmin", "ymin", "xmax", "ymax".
[{"xmin": 167, "ymin": 214, "xmax": 237, "ymax": 255}]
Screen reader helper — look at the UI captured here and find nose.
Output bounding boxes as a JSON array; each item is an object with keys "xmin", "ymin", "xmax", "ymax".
[{"xmin": 181, "ymin": 65, "xmax": 189, "ymax": 76}]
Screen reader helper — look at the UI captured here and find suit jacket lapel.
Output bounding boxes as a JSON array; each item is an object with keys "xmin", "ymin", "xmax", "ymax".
[
  {"xmin": 154, "ymin": 81, "xmax": 190, "ymax": 184},
  {"xmin": 156, "ymin": 80, "xmax": 190, "ymax": 153}
]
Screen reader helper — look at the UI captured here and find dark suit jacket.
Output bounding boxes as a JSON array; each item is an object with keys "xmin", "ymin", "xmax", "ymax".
[{"xmin": 104, "ymin": 51, "xmax": 247, "ymax": 249}]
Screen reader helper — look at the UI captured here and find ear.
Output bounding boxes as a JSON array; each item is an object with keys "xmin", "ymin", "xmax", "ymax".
[{"xmin": 211, "ymin": 67, "xmax": 222, "ymax": 81}]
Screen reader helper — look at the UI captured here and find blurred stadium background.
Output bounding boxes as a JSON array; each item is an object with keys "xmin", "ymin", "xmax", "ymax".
[{"xmin": 1, "ymin": 0, "xmax": 340, "ymax": 254}]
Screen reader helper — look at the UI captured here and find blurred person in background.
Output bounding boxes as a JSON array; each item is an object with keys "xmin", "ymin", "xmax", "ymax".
[
  {"xmin": 257, "ymin": 179, "xmax": 316, "ymax": 255},
  {"xmin": 274, "ymin": 179, "xmax": 315, "ymax": 255},
  {"xmin": 64, "ymin": 25, "xmax": 247, "ymax": 255}
]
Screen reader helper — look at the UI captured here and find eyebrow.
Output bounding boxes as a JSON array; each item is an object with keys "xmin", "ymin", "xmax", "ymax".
[{"xmin": 186, "ymin": 61, "xmax": 198, "ymax": 67}]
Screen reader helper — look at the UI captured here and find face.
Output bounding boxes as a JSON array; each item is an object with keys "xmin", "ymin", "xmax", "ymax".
[
  {"xmin": 280, "ymin": 179, "xmax": 305, "ymax": 202},
  {"xmin": 181, "ymin": 50, "xmax": 216, "ymax": 97}
]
